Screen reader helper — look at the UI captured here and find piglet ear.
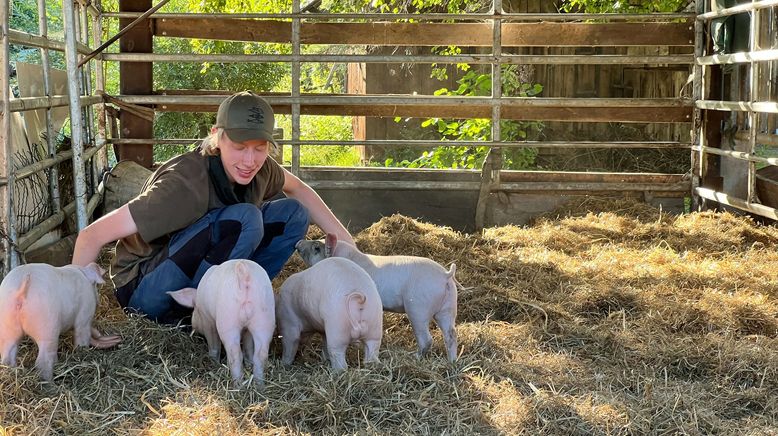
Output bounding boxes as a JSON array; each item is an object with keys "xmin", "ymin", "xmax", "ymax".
[
  {"xmin": 167, "ymin": 287, "xmax": 197, "ymax": 308},
  {"xmin": 81, "ymin": 262, "xmax": 106, "ymax": 284},
  {"xmin": 324, "ymin": 233, "xmax": 338, "ymax": 257}
]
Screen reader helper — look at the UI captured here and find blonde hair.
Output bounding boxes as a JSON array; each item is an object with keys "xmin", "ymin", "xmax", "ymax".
[
  {"xmin": 199, "ymin": 127, "xmax": 279, "ymax": 157},
  {"xmin": 200, "ymin": 128, "xmax": 224, "ymax": 156}
]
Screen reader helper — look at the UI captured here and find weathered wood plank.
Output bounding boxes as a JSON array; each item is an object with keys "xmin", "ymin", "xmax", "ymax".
[
  {"xmin": 153, "ymin": 20, "xmax": 693, "ymax": 47},
  {"xmin": 153, "ymin": 103, "xmax": 691, "ymax": 123},
  {"xmin": 504, "ymin": 23, "xmax": 694, "ymax": 47}
]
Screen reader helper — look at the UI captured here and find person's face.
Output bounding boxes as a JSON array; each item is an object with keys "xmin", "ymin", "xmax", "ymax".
[{"xmin": 215, "ymin": 129, "xmax": 270, "ymax": 185}]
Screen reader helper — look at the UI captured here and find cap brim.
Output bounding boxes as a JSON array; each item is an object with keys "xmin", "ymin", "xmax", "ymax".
[{"xmin": 224, "ymin": 128, "xmax": 278, "ymax": 147}]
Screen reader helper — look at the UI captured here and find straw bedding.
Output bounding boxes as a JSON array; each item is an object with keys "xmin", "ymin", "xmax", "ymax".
[{"xmin": 1, "ymin": 198, "xmax": 777, "ymax": 434}]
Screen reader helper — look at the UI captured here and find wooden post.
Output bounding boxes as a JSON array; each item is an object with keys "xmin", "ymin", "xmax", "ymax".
[{"xmin": 119, "ymin": 0, "xmax": 153, "ymax": 168}]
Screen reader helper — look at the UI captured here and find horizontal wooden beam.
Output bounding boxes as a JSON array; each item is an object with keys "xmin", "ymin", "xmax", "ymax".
[
  {"xmin": 298, "ymin": 169, "xmax": 689, "ymax": 193},
  {"xmin": 304, "ymin": 180, "xmax": 689, "ymax": 192},
  {"xmin": 499, "ymin": 171, "xmax": 687, "ymax": 184},
  {"xmin": 153, "ymin": 20, "xmax": 693, "ymax": 47},
  {"xmin": 152, "ymin": 103, "xmax": 690, "ymax": 123}
]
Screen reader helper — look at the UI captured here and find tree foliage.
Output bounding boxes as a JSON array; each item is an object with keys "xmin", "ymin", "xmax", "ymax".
[
  {"xmin": 387, "ymin": 66, "xmax": 543, "ymax": 170},
  {"xmin": 560, "ymin": 0, "xmax": 689, "ymax": 13},
  {"xmin": 8, "ymin": 0, "xmax": 66, "ymax": 81},
  {"xmin": 103, "ymin": 0, "xmax": 290, "ymax": 160}
]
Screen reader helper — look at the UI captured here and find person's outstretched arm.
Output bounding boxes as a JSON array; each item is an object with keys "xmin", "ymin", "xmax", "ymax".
[
  {"xmin": 281, "ymin": 168, "xmax": 354, "ymax": 245},
  {"xmin": 72, "ymin": 204, "xmax": 139, "ymax": 266}
]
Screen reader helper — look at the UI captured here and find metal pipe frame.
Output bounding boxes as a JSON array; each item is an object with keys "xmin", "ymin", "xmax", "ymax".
[
  {"xmin": 109, "ymin": 138, "xmax": 690, "ymax": 149},
  {"xmin": 697, "ymin": 49, "xmax": 778, "ymax": 65},
  {"xmin": 116, "ymin": 95, "xmax": 691, "ymax": 108},
  {"xmin": 17, "ymin": 182, "xmax": 104, "ymax": 252},
  {"xmin": 77, "ymin": 0, "xmax": 102, "ymax": 18},
  {"xmin": 8, "ymin": 95, "xmax": 103, "ymax": 113},
  {"xmin": 0, "ymin": 140, "xmax": 108, "ymax": 187},
  {"xmin": 92, "ymin": 5, "xmax": 108, "ymax": 176},
  {"xmin": 78, "ymin": 0, "xmax": 172, "ymax": 67},
  {"xmin": 63, "ymin": 0, "xmax": 89, "ymax": 230},
  {"xmin": 692, "ymin": 145, "xmax": 778, "ymax": 166},
  {"xmin": 102, "ymin": 12, "xmax": 694, "ymax": 21},
  {"xmin": 691, "ymin": 0, "xmax": 706, "ymax": 210},
  {"xmin": 696, "ymin": 0, "xmax": 778, "ymax": 21},
  {"xmin": 79, "ymin": 1, "xmax": 94, "ymax": 174},
  {"xmin": 305, "ymin": 180, "xmax": 690, "ymax": 192},
  {"xmin": 39, "ymin": 0, "xmax": 62, "ymax": 216},
  {"xmin": 1, "ymin": 0, "xmax": 18, "ymax": 271},
  {"xmin": 696, "ymin": 187, "xmax": 778, "ymax": 219},
  {"xmin": 696, "ymin": 100, "xmax": 778, "ymax": 112},
  {"xmin": 291, "ymin": 0, "xmax": 301, "ymax": 175},
  {"xmin": 8, "ymin": 29, "xmax": 91, "ymax": 53},
  {"xmin": 746, "ymin": 4, "xmax": 761, "ymax": 203},
  {"xmin": 475, "ymin": 0, "xmax": 503, "ymax": 231},
  {"xmin": 101, "ymin": 53, "xmax": 694, "ymax": 65}
]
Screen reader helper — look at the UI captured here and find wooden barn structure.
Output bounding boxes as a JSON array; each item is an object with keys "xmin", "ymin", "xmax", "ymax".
[{"xmin": 1, "ymin": 0, "xmax": 777, "ymax": 273}]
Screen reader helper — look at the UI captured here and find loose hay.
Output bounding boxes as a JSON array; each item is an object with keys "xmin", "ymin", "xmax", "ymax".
[{"xmin": 2, "ymin": 198, "xmax": 778, "ymax": 434}]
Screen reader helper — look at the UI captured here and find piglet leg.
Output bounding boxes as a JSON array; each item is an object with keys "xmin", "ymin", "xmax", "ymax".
[{"xmin": 34, "ymin": 339, "xmax": 58, "ymax": 381}]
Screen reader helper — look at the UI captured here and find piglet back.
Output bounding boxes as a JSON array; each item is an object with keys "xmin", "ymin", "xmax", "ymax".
[{"xmin": 233, "ymin": 260, "xmax": 256, "ymax": 323}]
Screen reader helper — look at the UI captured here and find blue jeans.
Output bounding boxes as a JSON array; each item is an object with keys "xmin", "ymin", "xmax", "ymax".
[{"xmin": 125, "ymin": 198, "xmax": 309, "ymax": 323}]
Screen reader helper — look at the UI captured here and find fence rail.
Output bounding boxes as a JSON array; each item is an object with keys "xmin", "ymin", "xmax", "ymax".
[{"xmin": 0, "ymin": 1, "xmax": 709, "ymax": 274}]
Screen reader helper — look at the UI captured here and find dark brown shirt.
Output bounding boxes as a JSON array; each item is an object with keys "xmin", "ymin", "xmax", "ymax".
[{"xmin": 110, "ymin": 148, "xmax": 285, "ymax": 288}]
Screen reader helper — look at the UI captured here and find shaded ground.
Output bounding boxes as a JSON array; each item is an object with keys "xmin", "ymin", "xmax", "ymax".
[{"xmin": 1, "ymin": 198, "xmax": 777, "ymax": 435}]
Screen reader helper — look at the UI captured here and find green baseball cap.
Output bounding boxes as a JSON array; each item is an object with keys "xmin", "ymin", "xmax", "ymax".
[{"xmin": 214, "ymin": 91, "xmax": 277, "ymax": 146}]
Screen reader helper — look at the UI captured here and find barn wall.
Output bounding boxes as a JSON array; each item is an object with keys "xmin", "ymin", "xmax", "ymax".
[{"xmin": 301, "ymin": 168, "xmax": 688, "ymax": 232}]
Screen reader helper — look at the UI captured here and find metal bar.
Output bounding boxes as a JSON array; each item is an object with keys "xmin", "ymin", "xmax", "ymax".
[
  {"xmin": 692, "ymin": 0, "xmax": 705, "ymax": 209},
  {"xmin": 39, "ymin": 0, "xmax": 61, "ymax": 216},
  {"xmin": 695, "ymin": 187, "xmax": 778, "ymax": 220},
  {"xmin": 747, "ymin": 4, "xmax": 761, "ymax": 203},
  {"xmin": 291, "ymin": 0, "xmax": 301, "ymax": 175},
  {"xmin": 1, "ymin": 144, "xmax": 106, "ymax": 188},
  {"xmin": 697, "ymin": 49, "xmax": 778, "ymax": 65},
  {"xmin": 17, "ymin": 184, "xmax": 104, "ymax": 252},
  {"xmin": 305, "ymin": 180, "xmax": 690, "ymax": 192},
  {"xmin": 7, "ymin": 29, "xmax": 91, "ymax": 53},
  {"xmin": 6, "ymin": 146, "xmax": 82, "ymax": 184},
  {"xmin": 92, "ymin": 8, "xmax": 108, "ymax": 176},
  {"xmin": 1, "ymin": 0, "xmax": 19, "ymax": 270},
  {"xmin": 697, "ymin": 0, "xmax": 778, "ymax": 20},
  {"xmin": 476, "ymin": 0, "xmax": 502, "ymax": 231},
  {"xmin": 101, "ymin": 52, "xmax": 694, "ymax": 65},
  {"xmin": 79, "ymin": 0, "xmax": 172, "ymax": 67},
  {"xmin": 77, "ymin": 0, "xmax": 102, "ymax": 18},
  {"xmin": 7, "ymin": 95, "xmax": 103, "ymax": 113},
  {"xmin": 116, "ymin": 95, "xmax": 692, "ymax": 107},
  {"xmin": 102, "ymin": 12, "xmax": 694, "ymax": 21},
  {"xmin": 692, "ymin": 145, "xmax": 778, "ymax": 166},
  {"xmin": 79, "ymin": 1, "xmax": 94, "ymax": 172},
  {"xmin": 499, "ymin": 181, "xmax": 690, "ymax": 192},
  {"xmin": 696, "ymin": 100, "xmax": 778, "ymax": 112},
  {"xmin": 63, "ymin": 0, "xmax": 89, "ymax": 230},
  {"xmin": 491, "ymin": 1, "xmax": 502, "ymax": 146},
  {"xmin": 109, "ymin": 138, "xmax": 691, "ymax": 149}
]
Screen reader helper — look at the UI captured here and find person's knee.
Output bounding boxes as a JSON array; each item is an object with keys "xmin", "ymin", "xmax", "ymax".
[
  {"xmin": 217, "ymin": 203, "xmax": 264, "ymax": 247},
  {"xmin": 279, "ymin": 198, "xmax": 310, "ymax": 233},
  {"xmin": 222, "ymin": 203, "xmax": 264, "ymax": 227}
]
